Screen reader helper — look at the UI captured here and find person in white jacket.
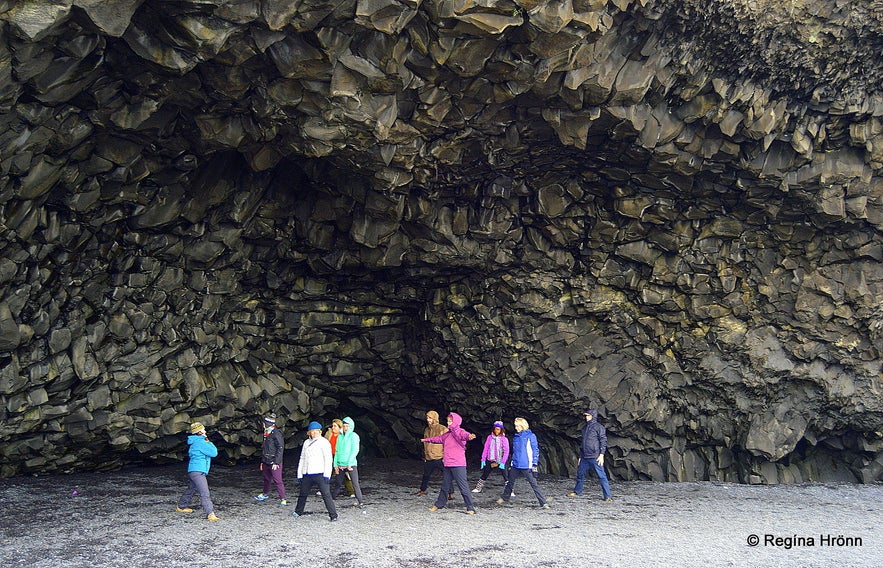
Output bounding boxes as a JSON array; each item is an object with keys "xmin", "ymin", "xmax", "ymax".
[{"xmin": 292, "ymin": 421, "xmax": 338, "ymax": 522}]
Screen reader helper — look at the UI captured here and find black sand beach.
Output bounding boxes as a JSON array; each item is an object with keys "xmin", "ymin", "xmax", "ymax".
[{"xmin": 1, "ymin": 458, "xmax": 880, "ymax": 567}]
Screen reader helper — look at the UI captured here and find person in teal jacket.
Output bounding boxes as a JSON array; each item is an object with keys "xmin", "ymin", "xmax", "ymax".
[
  {"xmin": 176, "ymin": 422, "xmax": 220, "ymax": 521},
  {"xmin": 332, "ymin": 417, "xmax": 366, "ymax": 508}
]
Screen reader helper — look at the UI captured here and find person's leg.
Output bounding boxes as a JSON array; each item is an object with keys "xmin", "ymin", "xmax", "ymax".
[
  {"xmin": 262, "ymin": 465, "xmax": 273, "ymax": 494},
  {"xmin": 272, "ymin": 466, "xmax": 286, "ymax": 500},
  {"xmin": 178, "ymin": 476, "xmax": 196, "ymax": 508},
  {"xmin": 330, "ymin": 470, "xmax": 343, "ymax": 499},
  {"xmin": 348, "ymin": 467, "xmax": 365, "ymax": 504},
  {"xmin": 434, "ymin": 467, "xmax": 453, "ymax": 508},
  {"xmin": 452, "ymin": 466, "xmax": 474, "ymax": 510},
  {"xmin": 190, "ymin": 472, "xmax": 214, "ymax": 516},
  {"xmin": 419, "ymin": 460, "xmax": 433, "ymax": 492},
  {"xmin": 524, "ymin": 469, "xmax": 547, "ymax": 505},
  {"xmin": 500, "ymin": 468, "xmax": 521, "ymax": 500},
  {"xmin": 295, "ymin": 476, "xmax": 313, "ymax": 515},
  {"xmin": 592, "ymin": 460, "xmax": 612, "ymax": 499},
  {"xmin": 573, "ymin": 458, "xmax": 591, "ymax": 495},
  {"xmin": 317, "ymin": 476, "xmax": 338, "ymax": 520}
]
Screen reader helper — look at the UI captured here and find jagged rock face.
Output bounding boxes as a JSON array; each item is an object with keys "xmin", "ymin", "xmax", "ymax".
[{"xmin": 1, "ymin": 0, "xmax": 882, "ymax": 483}]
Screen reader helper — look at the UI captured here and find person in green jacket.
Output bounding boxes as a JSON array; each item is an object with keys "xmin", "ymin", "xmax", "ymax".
[{"xmin": 332, "ymin": 417, "xmax": 366, "ymax": 509}]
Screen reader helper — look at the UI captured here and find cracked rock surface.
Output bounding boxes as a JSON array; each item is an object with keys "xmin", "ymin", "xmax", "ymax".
[{"xmin": 1, "ymin": 0, "xmax": 882, "ymax": 482}]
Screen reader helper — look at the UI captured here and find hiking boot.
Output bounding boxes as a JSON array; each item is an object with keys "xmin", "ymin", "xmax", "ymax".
[
  {"xmin": 466, "ymin": 510, "xmax": 476, "ymax": 515},
  {"xmin": 280, "ymin": 500, "xmax": 288, "ymax": 506},
  {"xmin": 472, "ymin": 479, "xmax": 485, "ymax": 493},
  {"xmin": 330, "ymin": 516, "xmax": 338, "ymax": 522},
  {"xmin": 567, "ymin": 492, "xmax": 579, "ymax": 497},
  {"xmin": 448, "ymin": 493, "xmax": 454, "ymax": 501},
  {"xmin": 603, "ymin": 497, "xmax": 614, "ymax": 502},
  {"xmin": 496, "ymin": 498, "xmax": 507, "ymax": 505},
  {"xmin": 412, "ymin": 490, "xmax": 427, "ymax": 496},
  {"xmin": 254, "ymin": 493, "xmax": 269, "ymax": 502},
  {"xmin": 206, "ymin": 513, "xmax": 220, "ymax": 522},
  {"xmin": 176, "ymin": 507, "xmax": 193, "ymax": 513},
  {"xmin": 428, "ymin": 505, "xmax": 439, "ymax": 512}
]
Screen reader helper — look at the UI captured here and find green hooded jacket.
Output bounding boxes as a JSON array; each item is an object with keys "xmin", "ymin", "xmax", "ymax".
[{"xmin": 333, "ymin": 416, "xmax": 360, "ymax": 467}]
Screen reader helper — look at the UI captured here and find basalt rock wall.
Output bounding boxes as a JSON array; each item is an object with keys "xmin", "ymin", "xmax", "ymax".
[{"xmin": 1, "ymin": 0, "xmax": 882, "ymax": 483}]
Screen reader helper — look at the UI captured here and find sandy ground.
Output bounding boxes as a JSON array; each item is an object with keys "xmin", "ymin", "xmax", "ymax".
[{"xmin": 0, "ymin": 457, "xmax": 880, "ymax": 568}]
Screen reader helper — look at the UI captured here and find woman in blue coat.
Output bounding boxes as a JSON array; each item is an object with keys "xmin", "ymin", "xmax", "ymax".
[
  {"xmin": 176, "ymin": 422, "xmax": 220, "ymax": 521},
  {"xmin": 496, "ymin": 417, "xmax": 550, "ymax": 508}
]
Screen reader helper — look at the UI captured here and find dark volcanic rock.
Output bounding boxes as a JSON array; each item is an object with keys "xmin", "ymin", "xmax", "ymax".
[{"xmin": 0, "ymin": 0, "xmax": 882, "ymax": 484}]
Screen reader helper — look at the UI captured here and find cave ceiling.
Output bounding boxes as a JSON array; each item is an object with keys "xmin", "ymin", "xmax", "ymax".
[{"xmin": 1, "ymin": 0, "xmax": 883, "ymax": 483}]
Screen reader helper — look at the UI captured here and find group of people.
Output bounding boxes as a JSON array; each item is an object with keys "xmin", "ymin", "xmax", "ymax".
[{"xmin": 176, "ymin": 408, "xmax": 612, "ymax": 521}]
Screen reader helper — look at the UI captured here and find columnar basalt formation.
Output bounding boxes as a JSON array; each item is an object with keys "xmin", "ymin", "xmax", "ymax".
[{"xmin": 1, "ymin": 0, "xmax": 882, "ymax": 483}]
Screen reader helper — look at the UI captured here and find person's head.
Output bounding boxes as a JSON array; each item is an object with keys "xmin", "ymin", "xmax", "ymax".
[
  {"xmin": 514, "ymin": 417, "xmax": 529, "ymax": 432},
  {"xmin": 492, "ymin": 420, "xmax": 505, "ymax": 435},
  {"xmin": 342, "ymin": 417, "xmax": 355, "ymax": 432},
  {"xmin": 264, "ymin": 413, "xmax": 276, "ymax": 430},
  {"xmin": 307, "ymin": 421, "xmax": 323, "ymax": 438},
  {"xmin": 584, "ymin": 409, "xmax": 596, "ymax": 422},
  {"xmin": 190, "ymin": 422, "xmax": 206, "ymax": 435},
  {"xmin": 426, "ymin": 410, "xmax": 439, "ymax": 426},
  {"xmin": 446, "ymin": 412, "xmax": 462, "ymax": 429},
  {"xmin": 330, "ymin": 419, "xmax": 343, "ymax": 434}
]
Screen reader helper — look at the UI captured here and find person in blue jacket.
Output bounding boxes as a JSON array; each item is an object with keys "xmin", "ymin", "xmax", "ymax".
[
  {"xmin": 568, "ymin": 409, "xmax": 613, "ymax": 501},
  {"xmin": 496, "ymin": 417, "xmax": 549, "ymax": 508},
  {"xmin": 176, "ymin": 422, "xmax": 220, "ymax": 521}
]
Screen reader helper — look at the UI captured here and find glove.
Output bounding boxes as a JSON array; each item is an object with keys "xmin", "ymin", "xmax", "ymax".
[
  {"xmin": 481, "ymin": 461, "xmax": 486, "ymax": 469},
  {"xmin": 499, "ymin": 463, "xmax": 505, "ymax": 470},
  {"xmin": 597, "ymin": 454, "xmax": 605, "ymax": 466}
]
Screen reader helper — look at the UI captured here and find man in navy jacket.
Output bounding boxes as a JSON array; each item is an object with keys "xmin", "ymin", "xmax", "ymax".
[{"xmin": 568, "ymin": 409, "xmax": 613, "ymax": 501}]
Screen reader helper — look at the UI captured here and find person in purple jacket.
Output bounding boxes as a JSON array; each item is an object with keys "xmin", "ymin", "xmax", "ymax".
[{"xmin": 420, "ymin": 412, "xmax": 477, "ymax": 514}]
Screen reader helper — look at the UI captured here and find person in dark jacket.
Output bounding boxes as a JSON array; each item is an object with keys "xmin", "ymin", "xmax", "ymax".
[
  {"xmin": 568, "ymin": 409, "xmax": 612, "ymax": 500},
  {"xmin": 254, "ymin": 413, "xmax": 287, "ymax": 505}
]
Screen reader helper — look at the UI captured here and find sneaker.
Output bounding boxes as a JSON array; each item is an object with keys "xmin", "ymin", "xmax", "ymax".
[
  {"xmin": 280, "ymin": 500, "xmax": 288, "ymax": 506},
  {"xmin": 428, "ymin": 505, "xmax": 439, "ymax": 512},
  {"xmin": 511, "ymin": 491, "xmax": 516, "ymax": 497},
  {"xmin": 412, "ymin": 490, "xmax": 427, "ymax": 496},
  {"xmin": 466, "ymin": 510, "xmax": 476, "ymax": 515},
  {"xmin": 175, "ymin": 507, "xmax": 193, "ymax": 513},
  {"xmin": 330, "ymin": 516, "xmax": 338, "ymax": 522},
  {"xmin": 541, "ymin": 503, "xmax": 551, "ymax": 509},
  {"xmin": 291, "ymin": 512, "xmax": 300, "ymax": 518},
  {"xmin": 348, "ymin": 494, "xmax": 356, "ymax": 498},
  {"xmin": 206, "ymin": 513, "xmax": 220, "ymax": 522},
  {"xmin": 254, "ymin": 494, "xmax": 269, "ymax": 502},
  {"xmin": 358, "ymin": 503, "xmax": 366, "ymax": 510},
  {"xmin": 471, "ymin": 488, "xmax": 481, "ymax": 493},
  {"xmin": 496, "ymin": 498, "xmax": 507, "ymax": 505},
  {"xmin": 603, "ymin": 497, "xmax": 614, "ymax": 502},
  {"xmin": 567, "ymin": 492, "xmax": 579, "ymax": 497}
]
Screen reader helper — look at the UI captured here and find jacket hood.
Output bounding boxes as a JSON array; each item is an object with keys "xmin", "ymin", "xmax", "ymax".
[
  {"xmin": 447, "ymin": 412, "xmax": 462, "ymax": 429},
  {"xmin": 426, "ymin": 410, "xmax": 439, "ymax": 421},
  {"xmin": 585, "ymin": 409, "xmax": 597, "ymax": 422},
  {"xmin": 343, "ymin": 416, "xmax": 356, "ymax": 431},
  {"xmin": 187, "ymin": 434, "xmax": 204, "ymax": 445}
]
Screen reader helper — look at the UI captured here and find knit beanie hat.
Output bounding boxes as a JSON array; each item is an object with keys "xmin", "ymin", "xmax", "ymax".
[
  {"xmin": 264, "ymin": 413, "xmax": 276, "ymax": 425},
  {"xmin": 307, "ymin": 421, "xmax": 323, "ymax": 431},
  {"xmin": 493, "ymin": 421, "xmax": 504, "ymax": 429},
  {"xmin": 190, "ymin": 422, "xmax": 205, "ymax": 434}
]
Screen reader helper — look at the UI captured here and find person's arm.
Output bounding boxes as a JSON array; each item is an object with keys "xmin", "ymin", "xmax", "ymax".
[
  {"xmin": 273, "ymin": 431, "xmax": 284, "ymax": 465},
  {"xmin": 502, "ymin": 436, "xmax": 510, "ymax": 465},
  {"xmin": 421, "ymin": 435, "xmax": 444, "ymax": 444}
]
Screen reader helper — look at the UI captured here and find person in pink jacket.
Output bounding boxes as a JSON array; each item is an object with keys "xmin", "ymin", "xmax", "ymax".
[
  {"xmin": 472, "ymin": 421, "xmax": 510, "ymax": 493},
  {"xmin": 420, "ymin": 412, "xmax": 477, "ymax": 514}
]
